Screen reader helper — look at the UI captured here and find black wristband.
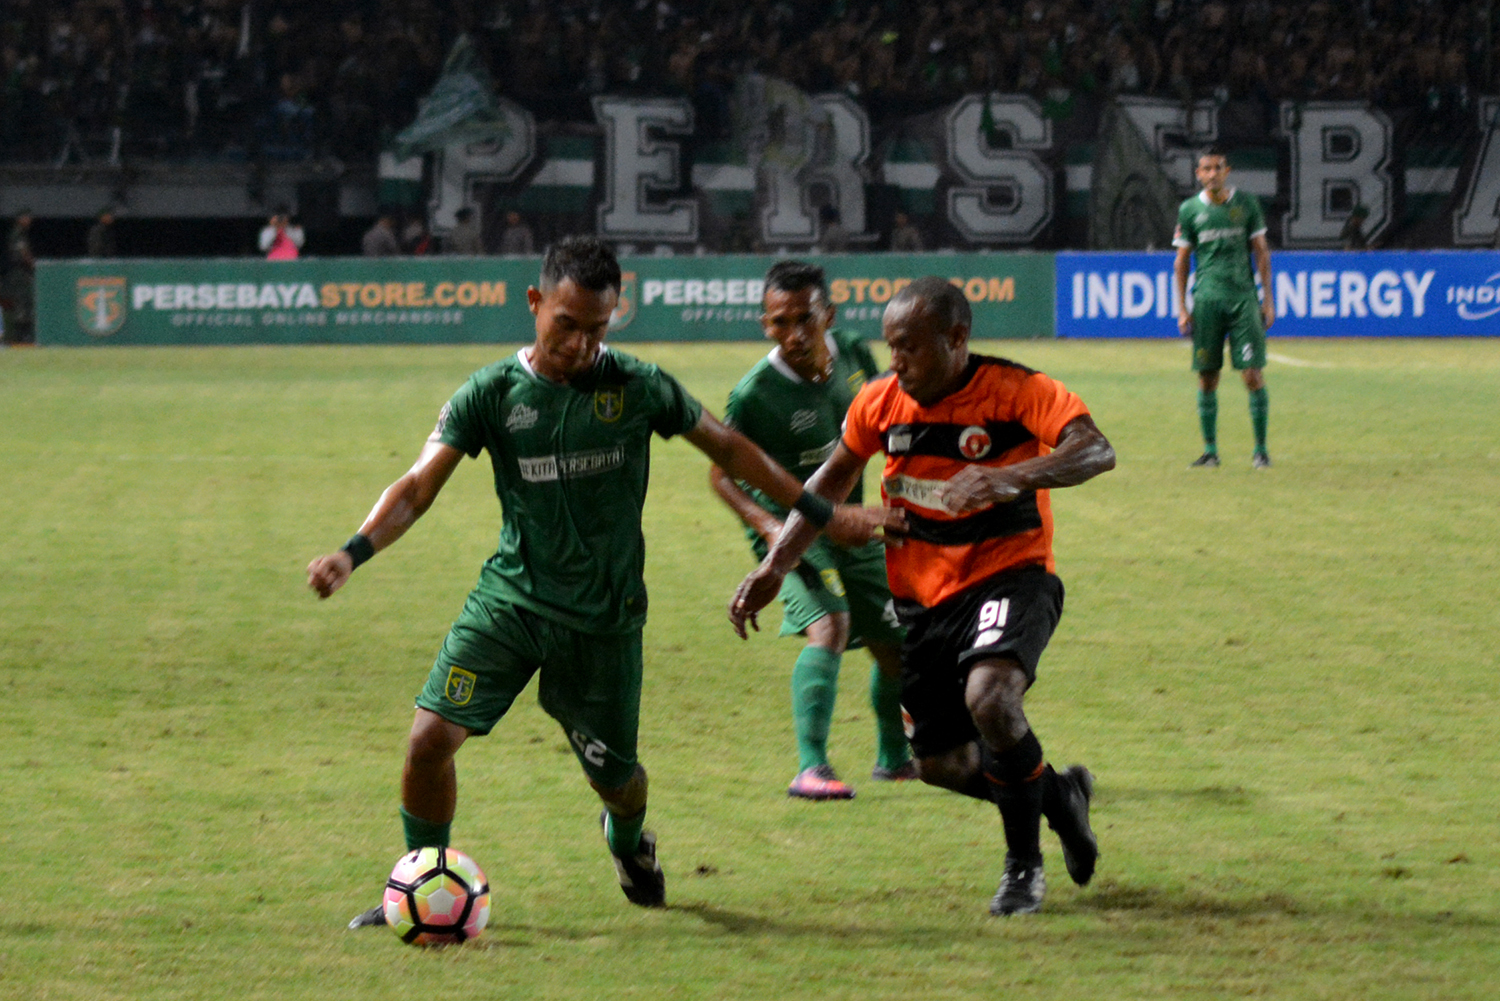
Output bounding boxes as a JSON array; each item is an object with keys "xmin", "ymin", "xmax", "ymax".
[
  {"xmin": 792, "ymin": 490, "xmax": 835, "ymax": 528},
  {"xmin": 341, "ymin": 533, "xmax": 375, "ymax": 570}
]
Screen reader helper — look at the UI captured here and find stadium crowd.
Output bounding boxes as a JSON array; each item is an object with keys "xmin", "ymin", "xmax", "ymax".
[{"xmin": 0, "ymin": 0, "xmax": 1492, "ymax": 164}]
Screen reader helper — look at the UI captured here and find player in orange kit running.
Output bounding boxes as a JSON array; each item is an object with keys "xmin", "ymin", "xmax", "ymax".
[{"xmin": 729, "ymin": 277, "xmax": 1115, "ymax": 916}]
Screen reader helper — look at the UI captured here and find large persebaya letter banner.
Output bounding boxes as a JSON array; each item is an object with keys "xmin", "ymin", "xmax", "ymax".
[{"xmin": 38, "ymin": 254, "xmax": 1056, "ymax": 346}]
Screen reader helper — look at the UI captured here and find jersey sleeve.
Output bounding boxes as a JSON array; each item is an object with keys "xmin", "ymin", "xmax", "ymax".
[
  {"xmin": 434, "ymin": 376, "xmax": 488, "ymax": 458},
  {"xmin": 1012, "ymin": 371, "xmax": 1090, "ymax": 448},
  {"xmin": 645, "ymin": 366, "xmax": 705, "ymax": 439},
  {"xmin": 1245, "ymin": 193, "xmax": 1268, "ymax": 238},
  {"xmin": 849, "ymin": 335, "xmax": 881, "ymax": 380},
  {"xmin": 840, "ymin": 380, "xmax": 885, "ymax": 459},
  {"xmin": 722, "ymin": 379, "xmax": 770, "ymax": 445},
  {"xmin": 1173, "ymin": 200, "xmax": 1196, "ymax": 249},
  {"xmin": 722, "ymin": 381, "xmax": 746, "ymax": 432}
]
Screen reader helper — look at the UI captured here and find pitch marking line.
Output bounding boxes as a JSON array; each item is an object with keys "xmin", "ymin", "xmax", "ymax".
[{"xmin": 1267, "ymin": 352, "xmax": 1336, "ymax": 368}]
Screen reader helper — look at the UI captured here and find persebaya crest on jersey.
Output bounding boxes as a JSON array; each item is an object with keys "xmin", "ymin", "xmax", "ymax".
[
  {"xmin": 594, "ymin": 386, "xmax": 625, "ymax": 422},
  {"xmin": 445, "ymin": 666, "xmax": 477, "ymax": 705}
]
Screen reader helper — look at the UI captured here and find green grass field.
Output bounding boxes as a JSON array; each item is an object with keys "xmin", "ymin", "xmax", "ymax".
[{"xmin": 2, "ymin": 338, "xmax": 1497, "ymax": 1000}]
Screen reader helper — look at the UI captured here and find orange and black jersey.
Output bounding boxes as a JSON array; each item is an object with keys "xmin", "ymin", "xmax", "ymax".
[{"xmin": 841, "ymin": 354, "xmax": 1090, "ymax": 610}]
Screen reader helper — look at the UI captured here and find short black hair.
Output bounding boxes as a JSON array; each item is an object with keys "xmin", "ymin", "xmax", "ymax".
[
  {"xmin": 763, "ymin": 260, "xmax": 829, "ymax": 306},
  {"xmin": 1201, "ymin": 144, "xmax": 1229, "ymax": 161},
  {"xmin": 540, "ymin": 235, "xmax": 621, "ymax": 294},
  {"xmin": 890, "ymin": 276, "xmax": 971, "ymax": 331}
]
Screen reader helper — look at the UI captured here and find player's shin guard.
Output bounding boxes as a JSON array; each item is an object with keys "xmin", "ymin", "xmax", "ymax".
[
  {"xmin": 982, "ymin": 731, "xmax": 1046, "ymax": 862},
  {"xmin": 400, "ymin": 806, "xmax": 451, "ymax": 851},
  {"xmin": 869, "ymin": 665, "xmax": 910, "ymax": 771},
  {"xmin": 1197, "ymin": 389, "xmax": 1218, "ymax": 452},
  {"xmin": 792, "ymin": 646, "xmax": 841, "ymax": 771},
  {"xmin": 1249, "ymin": 386, "xmax": 1269, "ymax": 453}
]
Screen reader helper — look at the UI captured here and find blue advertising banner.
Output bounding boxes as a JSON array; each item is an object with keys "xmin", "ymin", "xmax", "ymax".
[{"xmin": 1056, "ymin": 251, "xmax": 1500, "ymax": 338}]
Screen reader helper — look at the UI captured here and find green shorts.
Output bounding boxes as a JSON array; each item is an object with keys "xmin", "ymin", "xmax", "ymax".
[
  {"xmin": 773, "ymin": 539, "xmax": 904, "ymax": 648},
  {"xmin": 417, "ymin": 591, "xmax": 643, "ymax": 789},
  {"xmin": 1192, "ymin": 291, "xmax": 1266, "ymax": 371}
]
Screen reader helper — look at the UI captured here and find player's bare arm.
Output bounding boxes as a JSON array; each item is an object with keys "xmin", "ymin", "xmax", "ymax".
[
  {"xmin": 936, "ymin": 415, "xmax": 1116, "ymax": 515},
  {"xmin": 726, "ymin": 441, "xmax": 905, "ymax": 638},
  {"xmin": 685, "ymin": 411, "xmax": 902, "ymax": 551},
  {"xmin": 1174, "ymin": 245, "xmax": 1194, "ymax": 335},
  {"xmin": 707, "ymin": 464, "xmax": 783, "ymax": 544},
  {"xmin": 306, "ymin": 435, "xmax": 465, "ymax": 599},
  {"xmin": 1252, "ymin": 233, "xmax": 1275, "ymax": 329}
]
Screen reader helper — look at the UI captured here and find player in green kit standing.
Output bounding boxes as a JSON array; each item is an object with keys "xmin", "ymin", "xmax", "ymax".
[
  {"xmin": 308, "ymin": 237, "xmax": 899, "ymax": 923},
  {"xmin": 709, "ymin": 262, "xmax": 913, "ymax": 800},
  {"xmin": 1174, "ymin": 146, "xmax": 1276, "ymax": 469}
]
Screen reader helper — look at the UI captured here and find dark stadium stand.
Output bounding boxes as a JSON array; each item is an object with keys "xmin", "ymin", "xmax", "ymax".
[
  {"xmin": 1, "ymin": 1, "xmax": 1495, "ymax": 255},
  {"xmin": 2, "ymin": 0, "xmax": 1492, "ymax": 164}
]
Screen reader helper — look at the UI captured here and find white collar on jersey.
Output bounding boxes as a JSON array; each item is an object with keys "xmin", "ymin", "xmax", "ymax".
[
  {"xmin": 1199, "ymin": 187, "xmax": 1238, "ymax": 205},
  {"xmin": 518, "ymin": 343, "xmax": 609, "ymax": 382},
  {"xmin": 767, "ymin": 331, "xmax": 840, "ymax": 384}
]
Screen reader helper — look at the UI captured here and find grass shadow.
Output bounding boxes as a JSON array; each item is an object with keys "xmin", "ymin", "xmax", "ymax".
[{"xmin": 1100, "ymin": 785, "xmax": 1257, "ymax": 808}]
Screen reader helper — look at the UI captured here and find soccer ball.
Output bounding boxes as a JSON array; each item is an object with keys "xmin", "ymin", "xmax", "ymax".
[{"xmin": 382, "ymin": 846, "xmax": 491, "ymax": 946}]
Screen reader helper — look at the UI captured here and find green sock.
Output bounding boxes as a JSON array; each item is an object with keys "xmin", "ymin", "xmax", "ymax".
[
  {"xmin": 792, "ymin": 645, "xmax": 841, "ymax": 771},
  {"xmin": 400, "ymin": 806, "xmax": 451, "ymax": 851},
  {"xmin": 1249, "ymin": 386, "xmax": 1269, "ymax": 453},
  {"xmin": 869, "ymin": 665, "xmax": 910, "ymax": 770},
  {"xmin": 1197, "ymin": 388, "xmax": 1218, "ymax": 452},
  {"xmin": 604, "ymin": 807, "xmax": 646, "ymax": 857}
]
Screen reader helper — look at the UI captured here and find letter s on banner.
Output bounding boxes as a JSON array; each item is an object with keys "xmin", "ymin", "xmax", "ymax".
[{"xmin": 945, "ymin": 95, "xmax": 1053, "ymax": 244}]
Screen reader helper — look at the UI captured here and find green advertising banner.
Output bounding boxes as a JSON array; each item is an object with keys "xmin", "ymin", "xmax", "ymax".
[{"xmin": 38, "ymin": 253, "xmax": 1055, "ymax": 346}]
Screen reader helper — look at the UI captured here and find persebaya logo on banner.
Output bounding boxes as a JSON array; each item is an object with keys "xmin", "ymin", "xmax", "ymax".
[
  {"xmin": 76, "ymin": 277, "xmax": 127, "ymax": 337},
  {"xmin": 609, "ymin": 270, "xmax": 637, "ymax": 331}
]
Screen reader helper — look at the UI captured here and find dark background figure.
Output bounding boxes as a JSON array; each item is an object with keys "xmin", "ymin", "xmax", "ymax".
[
  {"xmin": 1339, "ymin": 205, "xmax": 1370, "ymax": 250},
  {"xmin": 817, "ymin": 206, "xmax": 849, "ymax": 253},
  {"xmin": 401, "ymin": 210, "xmax": 432, "ymax": 255},
  {"xmin": 86, "ymin": 208, "xmax": 117, "ymax": 258},
  {"xmin": 498, "ymin": 210, "xmax": 535, "ymax": 255},
  {"xmin": 889, "ymin": 210, "xmax": 924, "ymax": 252},
  {"xmin": 362, "ymin": 211, "xmax": 401, "ymax": 257},
  {"xmin": 445, "ymin": 207, "xmax": 484, "ymax": 255},
  {"xmin": 2, "ymin": 211, "xmax": 36, "ymax": 345}
]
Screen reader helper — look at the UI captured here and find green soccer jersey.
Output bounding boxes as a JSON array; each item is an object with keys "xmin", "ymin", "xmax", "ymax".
[
  {"xmin": 1174, "ymin": 188, "xmax": 1267, "ymax": 299},
  {"xmin": 724, "ymin": 328, "xmax": 880, "ymax": 536},
  {"xmin": 436, "ymin": 346, "xmax": 704, "ymax": 634}
]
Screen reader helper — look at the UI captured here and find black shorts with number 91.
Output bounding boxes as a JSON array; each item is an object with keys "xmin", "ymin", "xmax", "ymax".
[{"xmin": 895, "ymin": 564, "xmax": 1065, "ymax": 759}]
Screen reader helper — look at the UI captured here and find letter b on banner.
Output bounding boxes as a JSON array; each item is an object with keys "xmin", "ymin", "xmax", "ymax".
[{"xmin": 1282, "ymin": 102, "xmax": 1391, "ymax": 247}]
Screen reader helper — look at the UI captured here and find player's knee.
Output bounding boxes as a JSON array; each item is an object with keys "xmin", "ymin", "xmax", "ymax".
[
  {"xmin": 406, "ymin": 710, "xmax": 467, "ymax": 767},
  {"xmin": 868, "ymin": 642, "xmax": 903, "ymax": 679},
  {"xmin": 914, "ymin": 752, "xmax": 966, "ymax": 790},
  {"xmin": 964, "ymin": 660, "xmax": 1029, "ymax": 745},
  {"xmin": 805, "ymin": 612, "xmax": 850, "ymax": 652}
]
